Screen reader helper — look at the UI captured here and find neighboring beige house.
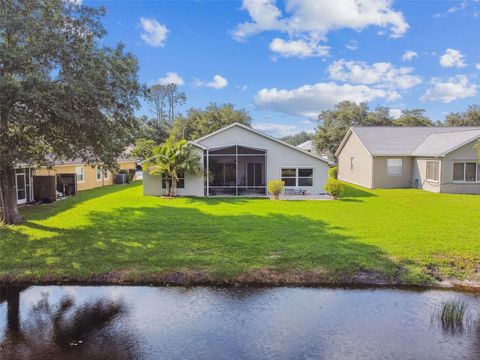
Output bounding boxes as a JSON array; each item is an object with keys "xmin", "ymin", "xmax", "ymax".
[
  {"xmin": 144, "ymin": 122, "xmax": 330, "ymax": 197},
  {"xmin": 336, "ymin": 127, "xmax": 480, "ymax": 194},
  {"xmin": 35, "ymin": 158, "xmax": 137, "ymax": 191}
]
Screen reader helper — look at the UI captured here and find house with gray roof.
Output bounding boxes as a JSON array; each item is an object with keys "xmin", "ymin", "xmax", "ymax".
[{"xmin": 335, "ymin": 127, "xmax": 480, "ymax": 194}]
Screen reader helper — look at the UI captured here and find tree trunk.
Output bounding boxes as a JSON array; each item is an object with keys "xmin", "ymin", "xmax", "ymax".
[
  {"xmin": 164, "ymin": 179, "xmax": 170, "ymax": 197},
  {"xmin": 0, "ymin": 161, "xmax": 24, "ymax": 225},
  {"xmin": 171, "ymin": 180, "xmax": 177, "ymax": 197}
]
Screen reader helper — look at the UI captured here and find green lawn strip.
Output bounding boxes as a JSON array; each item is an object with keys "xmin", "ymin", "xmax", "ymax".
[{"xmin": 1, "ymin": 181, "xmax": 479, "ymax": 285}]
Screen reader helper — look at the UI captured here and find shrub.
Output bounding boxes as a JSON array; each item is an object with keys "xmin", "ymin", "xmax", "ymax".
[
  {"xmin": 268, "ymin": 180, "xmax": 285, "ymax": 200},
  {"xmin": 328, "ymin": 166, "xmax": 338, "ymax": 179},
  {"xmin": 324, "ymin": 178, "xmax": 344, "ymax": 200}
]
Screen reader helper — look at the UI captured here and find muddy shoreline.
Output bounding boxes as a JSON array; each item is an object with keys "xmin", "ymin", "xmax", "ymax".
[{"xmin": 1, "ymin": 270, "xmax": 479, "ymax": 293}]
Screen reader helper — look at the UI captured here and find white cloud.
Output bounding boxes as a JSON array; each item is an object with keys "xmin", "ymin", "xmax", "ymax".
[
  {"xmin": 269, "ymin": 38, "xmax": 329, "ymax": 58},
  {"xmin": 401, "ymin": 50, "xmax": 418, "ymax": 61},
  {"xmin": 434, "ymin": 1, "xmax": 467, "ymax": 17},
  {"xmin": 346, "ymin": 40, "xmax": 359, "ymax": 51},
  {"xmin": 389, "ymin": 108, "xmax": 402, "ymax": 119},
  {"xmin": 255, "ymin": 82, "xmax": 399, "ymax": 118},
  {"xmin": 476, "ymin": 63, "xmax": 480, "ymax": 70},
  {"xmin": 233, "ymin": 0, "xmax": 408, "ymax": 58},
  {"xmin": 140, "ymin": 17, "xmax": 169, "ymax": 47},
  {"xmin": 194, "ymin": 75, "xmax": 228, "ymax": 89},
  {"xmin": 157, "ymin": 72, "xmax": 184, "ymax": 85},
  {"xmin": 439, "ymin": 48, "xmax": 467, "ymax": 68},
  {"xmin": 421, "ymin": 75, "xmax": 477, "ymax": 103},
  {"xmin": 254, "ymin": 123, "xmax": 298, "ymax": 137},
  {"xmin": 327, "ymin": 59, "xmax": 422, "ymax": 89}
]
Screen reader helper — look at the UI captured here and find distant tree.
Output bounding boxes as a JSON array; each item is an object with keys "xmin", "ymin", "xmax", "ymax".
[
  {"xmin": 393, "ymin": 109, "xmax": 432, "ymax": 127},
  {"xmin": 0, "ymin": 1, "xmax": 142, "ymax": 224},
  {"xmin": 280, "ymin": 131, "xmax": 313, "ymax": 146},
  {"xmin": 170, "ymin": 103, "xmax": 252, "ymax": 140},
  {"xmin": 143, "ymin": 139, "xmax": 201, "ymax": 196},
  {"xmin": 135, "ymin": 116, "xmax": 170, "ymax": 144},
  {"xmin": 445, "ymin": 112, "xmax": 465, "ymax": 126},
  {"xmin": 313, "ymin": 101, "xmax": 394, "ymax": 158},
  {"xmin": 445, "ymin": 105, "xmax": 480, "ymax": 126},
  {"xmin": 130, "ymin": 138, "xmax": 156, "ymax": 160},
  {"xmin": 149, "ymin": 83, "xmax": 186, "ymax": 127}
]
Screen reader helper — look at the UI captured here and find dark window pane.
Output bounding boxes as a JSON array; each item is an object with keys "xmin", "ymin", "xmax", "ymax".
[
  {"xmin": 465, "ymin": 162, "xmax": 476, "ymax": 182},
  {"xmin": 453, "ymin": 163, "xmax": 465, "ymax": 181},
  {"xmin": 237, "ymin": 146, "xmax": 266, "ymax": 154},
  {"xmin": 209, "ymin": 146, "xmax": 236, "ymax": 155},
  {"xmin": 281, "ymin": 168, "xmax": 296, "ymax": 177},
  {"xmin": 282, "ymin": 178, "xmax": 296, "ymax": 186},
  {"xmin": 298, "ymin": 178, "xmax": 313, "ymax": 186},
  {"xmin": 298, "ymin": 168, "xmax": 313, "ymax": 177}
]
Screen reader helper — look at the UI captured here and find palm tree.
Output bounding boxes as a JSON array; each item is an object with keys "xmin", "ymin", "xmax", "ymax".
[{"xmin": 143, "ymin": 139, "xmax": 201, "ymax": 196}]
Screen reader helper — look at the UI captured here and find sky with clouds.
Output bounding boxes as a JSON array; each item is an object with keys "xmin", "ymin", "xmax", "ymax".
[{"xmin": 91, "ymin": 0, "xmax": 480, "ymax": 137}]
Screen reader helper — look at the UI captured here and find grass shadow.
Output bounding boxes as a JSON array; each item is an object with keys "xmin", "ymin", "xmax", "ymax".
[{"xmin": 1, "ymin": 204, "xmax": 412, "ymax": 284}]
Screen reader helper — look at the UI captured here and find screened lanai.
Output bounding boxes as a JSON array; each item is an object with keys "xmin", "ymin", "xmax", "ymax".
[{"xmin": 204, "ymin": 145, "xmax": 266, "ymax": 196}]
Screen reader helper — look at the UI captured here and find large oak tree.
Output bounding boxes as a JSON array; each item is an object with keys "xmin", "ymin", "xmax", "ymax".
[{"xmin": 0, "ymin": 0, "xmax": 142, "ymax": 224}]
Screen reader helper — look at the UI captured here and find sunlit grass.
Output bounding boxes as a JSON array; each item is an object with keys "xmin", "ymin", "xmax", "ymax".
[{"xmin": 1, "ymin": 181, "xmax": 480, "ymax": 284}]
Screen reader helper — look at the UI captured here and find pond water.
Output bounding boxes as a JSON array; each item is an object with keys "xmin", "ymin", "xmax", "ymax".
[{"xmin": 0, "ymin": 286, "xmax": 479, "ymax": 359}]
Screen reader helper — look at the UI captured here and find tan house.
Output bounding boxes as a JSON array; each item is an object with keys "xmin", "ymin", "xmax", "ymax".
[
  {"xmin": 336, "ymin": 127, "xmax": 480, "ymax": 194},
  {"xmin": 35, "ymin": 158, "xmax": 137, "ymax": 191}
]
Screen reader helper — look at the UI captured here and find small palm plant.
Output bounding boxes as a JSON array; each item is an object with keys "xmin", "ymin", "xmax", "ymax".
[{"xmin": 143, "ymin": 138, "xmax": 201, "ymax": 197}]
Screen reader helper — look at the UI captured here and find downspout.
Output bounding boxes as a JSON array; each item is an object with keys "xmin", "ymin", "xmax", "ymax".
[
  {"xmin": 371, "ymin": 156, "xmax": 375, "ymax": 189},
  {"xmin": 206, "ymin": 149, "xmax": 209, "ymax": 197}
]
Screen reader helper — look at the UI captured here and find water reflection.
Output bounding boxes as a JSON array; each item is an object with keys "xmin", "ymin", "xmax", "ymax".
[
  {"xmin": 0, "ymin": 286, "xmax": 479, "ymax": 360},
  {"xmin": 0, "ymin": 286, "xmax": 137, "ymax": 359}
]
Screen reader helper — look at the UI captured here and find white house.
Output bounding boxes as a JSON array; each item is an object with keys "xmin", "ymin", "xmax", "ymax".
[{"xmin": 143, "ymin": 123, "xmax": 330, "ymax": 197}]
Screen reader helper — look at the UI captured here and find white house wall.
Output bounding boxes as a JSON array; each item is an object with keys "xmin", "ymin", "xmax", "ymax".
[
  {"xmin": 197, "ymin": 125, "xmax": 329, "ymax": 195},
  {"xmin": 143, "ymin": 146, "xmax": 204, "ymax": 197}
]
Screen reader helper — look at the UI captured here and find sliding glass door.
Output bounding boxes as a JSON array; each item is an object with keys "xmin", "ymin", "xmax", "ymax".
[{"xmin": 205, "ymin": 145, "xmax": 266, "ymax": 196}]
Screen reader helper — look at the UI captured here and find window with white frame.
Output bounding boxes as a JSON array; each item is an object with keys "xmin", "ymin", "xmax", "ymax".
[
  {"xmin": 281, "ymin": 168, "xmax": 313, "ymax": 187},
  {"xmin": 75, "ymin": 166, "xmax": 84, "ymax": 183},
  {"xmin": 453, "ymin": 162, "xmax": 478, "ymax": 182},
  {"xmin": 96, "ymin": 167, "xmax": 102, "ymax": 181},
  {"xmin": 426, "ymin": 161, "xmax": 439, "ymax": 182},
  {"xmin": 387, "ymin": 159, "xmax": 403, "ymax": 176}
]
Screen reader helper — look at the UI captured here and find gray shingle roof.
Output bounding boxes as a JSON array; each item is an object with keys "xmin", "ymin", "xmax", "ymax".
[
  {"xmin": 296, "ymin": 140, "xmax": 313, "ymax": 151},
  {"xmin": 349, "ymin": 127, "xmax": 480, "ymax": 157}
]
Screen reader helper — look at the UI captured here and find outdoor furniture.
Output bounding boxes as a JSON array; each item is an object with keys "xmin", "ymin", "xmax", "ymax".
[{"xmin": 284, "ymin": 188, "xmax": 307, "ymax": 195}]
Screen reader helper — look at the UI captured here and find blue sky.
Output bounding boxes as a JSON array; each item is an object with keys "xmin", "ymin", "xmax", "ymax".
[{"xmin": 89, "ymin": 0, "xmax": 480, "ymax": 137}]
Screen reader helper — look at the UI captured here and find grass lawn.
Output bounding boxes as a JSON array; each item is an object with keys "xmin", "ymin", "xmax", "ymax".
[{"xmin": 1, "ymin": 181, "xmax": 480, "ymax": 285}]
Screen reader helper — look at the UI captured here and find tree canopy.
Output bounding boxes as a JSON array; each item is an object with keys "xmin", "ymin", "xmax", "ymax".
[
  {"xmin": 445, "ymin": 105, "xmax": 480, "ymax": 126},
  {"xmin": 280, "ymin": 131, "xmax": 313, "ymax": 146},
  {"xmin": 0, "ymin": 0, "xmax": 142, "ymax": 224},
  {"xmin": 170, "ymin": 103, "xmax": 252, "ymax": 140}
]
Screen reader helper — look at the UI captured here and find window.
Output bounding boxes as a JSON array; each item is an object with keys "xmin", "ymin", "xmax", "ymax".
[
  {"xmin": 75, "ymin": 166, "xmax": 84, "ymax": 183},
  {"xmin": 387, "ymin": 159, "xmax": 403, "ymax": 176},
  {"xmin": 350, "ymin": 157, "xmax": 354, "ymax": 170},
  {"xmin": 453, "ymin": 162, "xmax": 479, "ymax": 182},
  {"xmin": 453, "ymin": 163, "xmax": 465, "ymax": 182},
  {"xmin": 162, "ymin": 171, "xmax": 184, "ymax": 189},
  {"xmin": 426, "ymin": 161, "xmax": 439, "ymax": 182},
  {"xmin": 103, "ymin": 170, "xmax": 109, "ymax": 180},
  {"xmin": 281, "ymin": 168, "xmax": 313, "ymax": 187},
  {"xmin": 298, "ymin": 168, "xmax": 313, "ymax": 186},
  {"xmin": 281, "ymin": 168, "xmax": 296, "ymax": 186},
  {"xmin": 96, "ymin": 167, "xmax": 102, "ymax": 181},
  {"xmin": 466, "ymin": 163, "xmax": 476, "ymax": 182}
]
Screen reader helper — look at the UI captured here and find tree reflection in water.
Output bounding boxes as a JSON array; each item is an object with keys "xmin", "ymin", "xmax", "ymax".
[{"xmin": 0, "ymin": 287, "xmax": 139, "ymax": 360}]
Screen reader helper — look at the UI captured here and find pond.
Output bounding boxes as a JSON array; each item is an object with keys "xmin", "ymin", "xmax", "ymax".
[{"xmin": 0, "ymin": 286, "xmax": 479, "ymax": 359}]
